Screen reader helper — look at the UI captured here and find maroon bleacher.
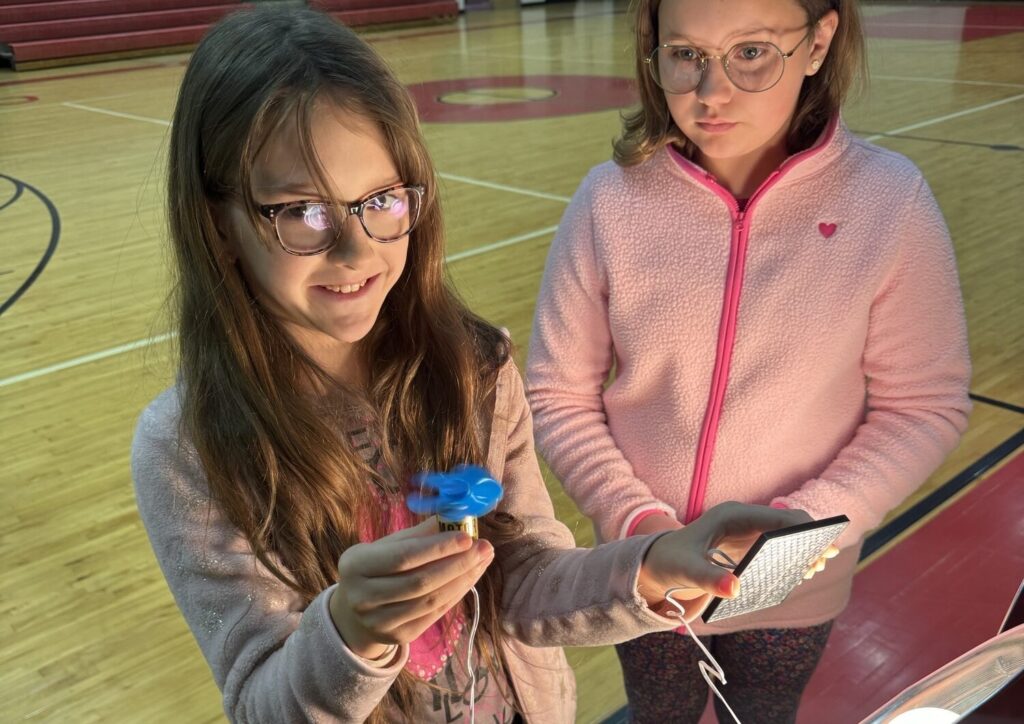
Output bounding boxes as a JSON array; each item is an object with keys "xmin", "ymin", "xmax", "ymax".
[
  {"xmin": 308, "ymin": 0, "xmax": 458, "ymax": 28},
  {"xmin": 0, "ymin": 0, "xmax": 460, "ymax": 70},
  {"xmin": 0, "ymin": 0, "xmax": 249, "ymax": 69}
]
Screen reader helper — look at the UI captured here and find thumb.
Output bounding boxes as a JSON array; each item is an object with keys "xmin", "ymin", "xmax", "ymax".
[{"xmin": 684, "ymin": 557, "xmax": 740, "ymax": 599}]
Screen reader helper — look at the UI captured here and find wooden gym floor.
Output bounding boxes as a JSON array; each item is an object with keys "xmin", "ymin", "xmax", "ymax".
[{"xmin": 1, "ymin": 1, "xmax": 1021, "ymax": 721}]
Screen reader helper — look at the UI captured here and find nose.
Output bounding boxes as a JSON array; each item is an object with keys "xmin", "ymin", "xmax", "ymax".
[
  {"xmin": 695, "ymin": 56, "xmax": 733, "ymax": 107},
  {"xmin": 325, "ymin": 214, "xmax": 375, "ymax": 267}
]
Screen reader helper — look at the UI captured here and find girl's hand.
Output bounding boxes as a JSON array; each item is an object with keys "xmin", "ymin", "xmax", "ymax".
[
  {"xmin": 636, "ymin": 502, "xmax": 825, "ymax": 615},
  {"xmin": 805, "ymin": 544, "xmax": 840, "ymax": 580},
  {"xmin": 328, "ymin": 518, "xmax": 494, "ymax": 660}
]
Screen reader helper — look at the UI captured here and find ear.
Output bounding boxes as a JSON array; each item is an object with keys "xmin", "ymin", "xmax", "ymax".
[
  {"xmin": 210, "ymin": 201, "xmax": 239, "ymax": 263},
  {"xmin": 806, "ymin": 9, "xmax": 839, "ymax": 76}
]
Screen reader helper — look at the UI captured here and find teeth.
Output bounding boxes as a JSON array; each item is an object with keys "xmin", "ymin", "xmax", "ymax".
[{"xmin": 324, "ymin": 280, "xmax": 368, "ymax": 294}]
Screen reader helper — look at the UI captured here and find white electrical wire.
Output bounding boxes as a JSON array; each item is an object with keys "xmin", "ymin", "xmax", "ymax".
[
  {"xmin": 466, "ymin": 585, "xmax": 482, "ymax": 724},
  {"xmin": 664, "ymin": 549, "xmax": 742, "ymax": 724}
]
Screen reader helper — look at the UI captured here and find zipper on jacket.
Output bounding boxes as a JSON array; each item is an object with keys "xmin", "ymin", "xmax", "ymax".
[
  {"xmin": 675, "ymin": 119, "xmax": 839, "ymax": 524},
  {"xmin": 685, "ymin": 203, "xmax": 749, "ymax": 523}
]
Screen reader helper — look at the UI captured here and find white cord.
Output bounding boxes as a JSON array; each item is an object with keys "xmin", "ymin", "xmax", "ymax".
[
  {"xmin": 663, "ymin": 548, "xmax": 742, "ymax": 724},
  {"xmin": 466, "ymin": 585, "xmax": 481, "ymax": 724}
]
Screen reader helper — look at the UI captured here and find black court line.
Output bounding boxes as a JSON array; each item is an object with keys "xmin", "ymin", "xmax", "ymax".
[
  {"xmin": 0, "ymin": 182, "xmax": 24, "ymax": 212},
  {"xmin": 0, "ymin": 174, "xmax": 61, "ymax": 317},
  {"xmin": 970, "ymin": 393, "xmax": 1024, "ymax": 416},
  {"xmin": 859, "ymin": 426, "xmax": 1024, "ymax": 562},
  {"xmin": 604, "ymin": 707, "xmax": 628, "ymax": 724},
  {"xmin": 853, "ymin": 129, "xmax": 1023, "ymax": 152},
  {"xmin": 602, "ymin": 426, "xmax": 1024, "ymax": 724}
]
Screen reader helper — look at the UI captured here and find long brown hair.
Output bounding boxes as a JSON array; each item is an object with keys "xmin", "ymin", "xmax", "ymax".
[
  {"xmin": 614, "ymin": 0, "xmax": 866, "ymax": 166},
  {"xmin": 167, "ymin": 5, "xmax": 520, "ymax": 720}
]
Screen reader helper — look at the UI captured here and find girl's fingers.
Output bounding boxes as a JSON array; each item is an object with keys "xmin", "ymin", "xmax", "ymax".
[
  {"xmin": 697, "ymin": 502, "xmax": 811, "ymax": 544},
  {"xmin": 342, "ymin": 527, "xmax": 473, "ymax": 578},
  {"xmin": 395, "ymin": 581, "xmax": 491, "ymax": 643},
  {"xmin": 354, "ymin": 540, "xmax": 493, "ymax": 607},
  {"xmin": 361, "ymin": 555, "xmax": 492, "ymax": 634},
  {"xmin": 803, "ymin": 556, "xmax": 828, "ymax": 579},
  {"xmin": 823, "ymin": 545, "xmax": 840, "ymax": 559}
]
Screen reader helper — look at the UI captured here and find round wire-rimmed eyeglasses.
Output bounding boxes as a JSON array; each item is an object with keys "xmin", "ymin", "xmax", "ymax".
[{"xmin": 645, "ymin": 27, "xmax": 815, "ymax": 95}]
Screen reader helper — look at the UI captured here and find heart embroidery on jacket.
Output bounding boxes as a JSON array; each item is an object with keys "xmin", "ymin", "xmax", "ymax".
[{"xmin": 818, "ymin": 222, "xmax": 837, "ymax": 238}]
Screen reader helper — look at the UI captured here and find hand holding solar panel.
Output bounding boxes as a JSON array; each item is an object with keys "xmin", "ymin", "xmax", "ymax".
[{"xmin": 701, "ymin": 515, "xmax": 850, "ymax": 623}]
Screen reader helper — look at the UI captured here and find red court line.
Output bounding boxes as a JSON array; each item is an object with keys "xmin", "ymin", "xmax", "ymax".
[
  {"xmin": 0, "ymin": 8, "xmax": 621, "ymax": 88},
  {"xmin": 0, "ymin": 59, "xmax": 186, "ymax": 88},
  {"xmin": 796, "ymin": 449, "xmax": 1024, "ymax": 722}
]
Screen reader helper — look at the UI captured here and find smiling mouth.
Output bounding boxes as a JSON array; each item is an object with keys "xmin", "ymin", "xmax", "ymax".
[
  {"xmin": 316, "ymin": 274, "xmax": 379, "ymax": 298},
  {"xmin": 322, "ymin": 280, "xmax": 368, "ymax": 294}
]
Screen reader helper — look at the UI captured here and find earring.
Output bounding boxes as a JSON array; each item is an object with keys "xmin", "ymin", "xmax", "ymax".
[{"xmin": 811, "ymin": 59, "xmax": 822, "ymax": 71}]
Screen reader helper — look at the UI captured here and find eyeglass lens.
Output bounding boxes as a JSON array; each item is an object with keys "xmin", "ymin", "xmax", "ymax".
[
  {"xmin": 275, "ymin": 186, "xmax": 420, "ymax": 253},
  {"xmin": 652, "ymin": 42, "xmax": 785, "ymax": 94}
]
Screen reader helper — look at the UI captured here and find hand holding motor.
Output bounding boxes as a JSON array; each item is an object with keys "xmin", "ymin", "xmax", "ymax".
[{"xmin": 329, "ymin": 518, "xmax": 493, "ymax": 660}]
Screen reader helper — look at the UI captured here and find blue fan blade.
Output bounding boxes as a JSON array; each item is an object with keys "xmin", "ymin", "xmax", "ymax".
[{"xmin": 406, "ymin": 465, "xmax": 504, "ymax": 519}]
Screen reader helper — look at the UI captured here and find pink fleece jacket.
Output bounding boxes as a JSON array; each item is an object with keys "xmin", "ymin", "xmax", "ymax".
[{"xmin": 526, "ymin": 118, "xmax": 971, "ymax": 635}]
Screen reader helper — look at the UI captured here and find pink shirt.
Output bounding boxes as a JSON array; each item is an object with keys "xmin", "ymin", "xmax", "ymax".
[{"xmin": 526, "ymin": 119, "xmax": 971, "ymax": 635}]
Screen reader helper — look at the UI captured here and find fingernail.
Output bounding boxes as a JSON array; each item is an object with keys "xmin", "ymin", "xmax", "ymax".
[
  {"xmin": 478, "ymin": 540, "xmax": 494, "ymax": 557},
  {"xmin": 720, "ymin": 576, "xmax": 738, "ymax": 597}
]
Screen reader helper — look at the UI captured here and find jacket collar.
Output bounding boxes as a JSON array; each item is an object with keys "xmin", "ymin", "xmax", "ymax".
[{"xmin": 662, "ymin": 115, "xmax": 853, "ymax": 199}]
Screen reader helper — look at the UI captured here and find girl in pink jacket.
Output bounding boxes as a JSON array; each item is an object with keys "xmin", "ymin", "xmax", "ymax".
[
  {"xmin": 527, "ymin": 0, "xmax": 971, "ymax": 721},
  {"xmin": 131, "ymin": 6, "xmax": 831, "ymax": 724}
]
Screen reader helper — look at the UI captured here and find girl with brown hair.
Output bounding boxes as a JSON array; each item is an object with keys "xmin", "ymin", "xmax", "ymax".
[{"xmin": 131, "ymin": 5, "xmax": 823, "ymax": 723}]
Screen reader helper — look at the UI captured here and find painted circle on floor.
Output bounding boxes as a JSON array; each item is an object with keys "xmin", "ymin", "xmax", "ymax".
[
  {"xmin": 439, "ymin": 86, "xmax": 558, "ymax": 105},
  {"xmin": 407, "ymin": 75, "xmax": 637, "ymax": 122}
]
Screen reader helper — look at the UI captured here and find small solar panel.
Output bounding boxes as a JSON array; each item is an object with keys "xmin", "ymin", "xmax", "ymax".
[{"xmin": 702, "ymin": 515, "xmax": 850, "ymax": 624}]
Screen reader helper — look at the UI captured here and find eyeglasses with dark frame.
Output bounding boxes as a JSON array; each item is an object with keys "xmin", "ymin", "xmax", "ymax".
[
  {"xmin": 645, "ymin": 26, "xmax": 816, "ymax": 95},
  {"xmin": 257, "ymin": 183, "xmax": 425, "ymax": 256}
]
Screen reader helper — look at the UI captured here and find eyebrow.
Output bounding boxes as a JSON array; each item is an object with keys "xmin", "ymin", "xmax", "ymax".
[
  {"xmin": 661, "ymin": 25, "xmax": 776, "ymax": 47},
  {"xmin": 254, "ymin": 181, "xmax": 320, "ymax": 195},
  {"xmin": 254, "ymin": 178, "xmax": 403, "ymax": 199}
]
